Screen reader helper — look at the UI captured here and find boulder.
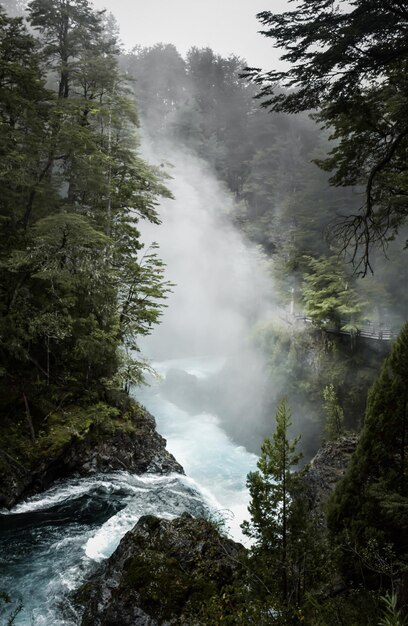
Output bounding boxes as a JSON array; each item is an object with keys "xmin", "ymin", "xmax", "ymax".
[
  {"xmin": 78, "ymin": 514, "xmax": 245, "ymax": 626},
  {"xmin": 301, "ymin": 433, "xmax": 358, "ymax": 525}
]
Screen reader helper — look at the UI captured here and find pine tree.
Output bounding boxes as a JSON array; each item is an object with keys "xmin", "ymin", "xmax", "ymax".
[
  {"xmin": 242, "ymin": 400, "xmax": 304, "ymax": 612},
  {"xmin": 322, "ymin": 383, "xmax": 344, "ymax": 441},
  {"xmin": 328, "ymin": 323, "xmax": 408, "ymax": 599}
]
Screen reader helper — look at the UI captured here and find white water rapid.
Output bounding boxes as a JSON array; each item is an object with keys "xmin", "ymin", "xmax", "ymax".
[
  {"xmin": 137, "ymin": 356, "xmax": 258, "ymax": 543},
  {"xmin": 0, "ymin": 358, "xmax": 257, "ymax": 625}
]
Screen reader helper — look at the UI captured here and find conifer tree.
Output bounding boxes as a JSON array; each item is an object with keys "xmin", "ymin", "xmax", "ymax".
[
  {"xmin": 242, "ymin": 400, "xmax": 310, "ymax": 614},
  {"xmin": 328, "ymin": 323, "xmax": 408, "ymax": 599},
  {"xmin": 322, "ymin": 383, "xmax": 344, "ymax": 441}
]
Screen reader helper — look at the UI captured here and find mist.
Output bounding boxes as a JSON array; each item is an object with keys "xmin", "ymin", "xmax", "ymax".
[
  {"xmin": 139, "ymin": 136, "xmax": 274, "ymax": 360},
  {"xmin": 136, "ymin": 127, "xmax": 284, "ymax": 452},
  {"xmin": 122, "ymin": 44, "xmax": 344, "ymax": 458},
  {"xmin": 123, "ymin": 42, "xmax": 405, "ymax": 458}
]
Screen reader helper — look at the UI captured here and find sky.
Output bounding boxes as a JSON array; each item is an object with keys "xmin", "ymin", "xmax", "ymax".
[{"xmin": 92, "ymin": 0, "xmax": 291, "ymax": 69}]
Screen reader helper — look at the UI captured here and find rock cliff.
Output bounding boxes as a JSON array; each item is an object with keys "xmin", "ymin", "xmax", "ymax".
[
  {"xmin": 78, "ymin": 514, "xmax": 245, "ymax": 626},
  {"xmin": 0, "ymin": 401, "xmax": 183, "ymax": 509},
  {"xmin": 301, "ymin": 433, "xmax": 358, "ymax": 525}
]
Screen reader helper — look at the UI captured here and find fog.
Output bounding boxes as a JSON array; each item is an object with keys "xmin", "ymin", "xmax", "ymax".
[
  {"xmin": 135, "ymin": 125, "xmax": 285, "ymax": 452},
  {"xmin": 91, "ymin": 0, "xmax": 291, "ymax": 69},
  {"xmin": 124, "ymin": 39, "xmax": 404, "ymax": 457},
  {"xmin": 139, "ymin": 135, "xmax": 274, "ymax": 360}
]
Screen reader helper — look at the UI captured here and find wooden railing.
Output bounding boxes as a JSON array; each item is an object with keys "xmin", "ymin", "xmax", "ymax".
[{"xmin": 280, "ymin": 312, "xmax": 400, "ymax": 342}]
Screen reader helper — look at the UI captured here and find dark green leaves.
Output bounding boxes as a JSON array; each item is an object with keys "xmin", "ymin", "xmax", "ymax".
[{"xmin": 247, "ymin": 1, "xmax": 408, "ymax": 272}]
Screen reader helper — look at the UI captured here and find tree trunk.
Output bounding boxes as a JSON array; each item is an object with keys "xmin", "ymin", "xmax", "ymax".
[{"xmin": 23, "ymin": 392, "xmax": 35, "ymax": 441}]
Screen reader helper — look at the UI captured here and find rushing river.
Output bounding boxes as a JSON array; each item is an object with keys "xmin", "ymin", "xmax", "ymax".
[{"xmin": 0, "ymin": 356, "xmax": 257, "ymax": 625}]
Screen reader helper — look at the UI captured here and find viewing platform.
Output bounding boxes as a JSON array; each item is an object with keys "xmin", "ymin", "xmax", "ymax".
[{"xmin": 281, "ymin": 312, "xmax": 400, "ymax": 342}]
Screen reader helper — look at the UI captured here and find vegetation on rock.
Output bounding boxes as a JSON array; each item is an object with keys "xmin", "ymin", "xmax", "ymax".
[
  {"xmin": 78, "ymin": 514, "xmax": 247, "ymax": 625},
  {"xmin": 0, "ymin": 1, "xmax": 171, "ymax": 483},
  {"xmin": 328, "ymin": 322, "xmax": 408, "ymax": 594}
]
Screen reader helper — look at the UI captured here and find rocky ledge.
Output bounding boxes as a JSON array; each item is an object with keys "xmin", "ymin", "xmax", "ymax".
[
  {"xmin": 78, "ymin": 514, "xmax": 245, "ymax": 626},
  {"xmin": 0, "ymin": 401, "xmax": 183, "ymax": 509},
  {"xmin": 301, "ymin": 433, "xmax": 358, "ymax": 524}
]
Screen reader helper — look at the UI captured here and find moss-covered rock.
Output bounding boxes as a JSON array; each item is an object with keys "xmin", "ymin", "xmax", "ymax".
[
  {"xmin": 78, "ymin": 514, "xmax": 245, "ymax": 626},
  {"xmin": 0, "ymin": 399, "xmax": 183, "ymax": 509}
]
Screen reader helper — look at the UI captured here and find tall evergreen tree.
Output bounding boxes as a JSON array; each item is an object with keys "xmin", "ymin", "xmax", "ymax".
[
  {"xmin": 328, "ymin": 323, "xmax": 408, "ymax": 604},
  {"xmin": 242, "ymin": 400, "xmax": 320, "ymax": 617}
]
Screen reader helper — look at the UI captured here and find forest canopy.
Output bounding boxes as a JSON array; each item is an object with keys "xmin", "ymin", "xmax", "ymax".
[
  {"xmin": 0, "ymin": 1, "xmax": 171, "ymax": 429},
  {"xmin": 245, "ymin": 0, "xmax": 408, "ymax": 274}
]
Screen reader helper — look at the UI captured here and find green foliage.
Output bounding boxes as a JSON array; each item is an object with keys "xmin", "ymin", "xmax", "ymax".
[
  {"xmin": 28, "ymin": 0, "xmax": 109, "ymax": 99},
  {"xmin": 252, "ymin": 320, "xmax": 381, "ymax": 442},
  {"xmin": 124, "ymin": 551, "xmax": 193, "ymax": 622},
  {"xmin": 322, "ymin": 383, "xmax": 344, "ymax": 441},
  {"xmin": 379, "ymin": 593, "xmax": 407, "ymax": 626},
  {"xmin": 194, "ymin": 583, "xmax": 273, "ymax": 625},
  {"xmin": 123, "ymin": 44, "xmax": 254, "ymax": 196},
  {"xmin": 242, "ymin": 399, "xmax": 301, "ymax": 547},
  {"xmin": 303, "ymin": 589, "xmax": 381, "ymax": 626},
  {"xmin": 0, "ymin": 2, "xmax": 171, "ymax": 438},
  {"xmin": 242, "ymin": 400, "xmax": 326, "ymax": 618},
  {"xmin": 303, "ymin": 255, "xmax": 366, "ymax": 330},
  {"xmin": 236, "ymin": 399, "xmax": 340, "ymax": 625},
  {"xmin": 89, "ymin": 516, "xmax": 250, "ymax": 626},
  {"xmin": 202, "ymin": 508, "xmax": 229, "ymax": 536},
  {"xmin": 0, "ymin": 399, "xmax": 129, "ymax": 481},
  {"xmin": 246, "ymin": 1, "xmax": 408, "ymax": 272},
  {"xmin": 327, "ymin": 323, "xmax": 408, "ymax": 592}
]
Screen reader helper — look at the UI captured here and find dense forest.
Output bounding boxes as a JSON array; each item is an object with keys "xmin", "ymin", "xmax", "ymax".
[
  {"xmin": 0, "ymin": 0, "xmax": 174, "ymax": 474},
  {"xmin": 1, "ymin": 0, "xmax": 408, "ymax": 624}
]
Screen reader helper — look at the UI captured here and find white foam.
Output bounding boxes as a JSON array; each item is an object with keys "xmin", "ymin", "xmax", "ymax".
[
  {"xmin": 137, "ymin": 356, "xmax": 258, "ymax": 545},
  {"xmin": 84, "ymin": 474, "xmax": 209, "ymax": 561}
]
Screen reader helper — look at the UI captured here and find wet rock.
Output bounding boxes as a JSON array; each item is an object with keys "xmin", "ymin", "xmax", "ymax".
[
  {"xmin": 71, "ymin": 408, "xmax": 183, "ymax": 477},
  {"xmin": 78, "ymin": 514, "xmax": 245, "ymax": 626},
  {"xmin": 300, "ymin": 433, "xmax": 358, "ymax": 525},
  {"xmin": 0, "ymin": 403, "xmax": 183, "ymax": 509}
]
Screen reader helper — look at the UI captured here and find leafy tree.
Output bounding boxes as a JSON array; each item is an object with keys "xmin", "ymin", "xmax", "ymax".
[
  {"xmin": 0, "ymin": 3, "xmax": 171, "ymax": 428},
  {"xmin": 185, "ymin": 47, "xmax": 253, "ymax": 190},
  {"xmin": 27, "ymin": 0, "xmax": 110, "ymax": 98},
  {"xmin": 379, "ymin": 593, "xmax": 407, "ymax": 626},
  {"xmin": 0, "ymin": 9, "xmax": 58, "ymax": 408},
  {"xmin": 124, "ymin": 45, "xmax": 254, "ymax": 195},
  {"xmin": 123, "ymin": 43, "xmax": 188, "ymax": 135},
  {"xmin": 246, "ymin": 1, "xmax": 408, "ymax": 273}
]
